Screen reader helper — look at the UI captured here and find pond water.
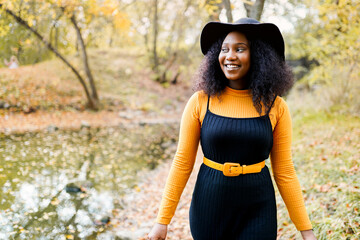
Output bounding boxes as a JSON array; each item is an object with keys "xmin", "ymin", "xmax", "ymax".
[{"xmin": 0, "ymin": 123, "xmax": 178, "ymax": 239}]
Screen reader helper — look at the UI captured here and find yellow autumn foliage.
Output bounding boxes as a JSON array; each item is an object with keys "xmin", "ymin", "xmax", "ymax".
[{"xmin": 293, "ymin": 0, "xmax": 359, "ymax": 86}]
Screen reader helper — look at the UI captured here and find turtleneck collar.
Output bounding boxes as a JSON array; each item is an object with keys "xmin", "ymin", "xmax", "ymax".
[{"xmin": 223, "ymin": 86, "xmax": 252, "ymax": 97}]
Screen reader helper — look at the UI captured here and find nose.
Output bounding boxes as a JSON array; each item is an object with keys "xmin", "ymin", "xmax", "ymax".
[{"xmin": 225, "ymin": 49, "xmax": 237, "ymax": 61}]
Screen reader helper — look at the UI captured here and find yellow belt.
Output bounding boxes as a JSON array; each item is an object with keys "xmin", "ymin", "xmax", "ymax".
[{"xmin": 203, "ymin": 157, "xmax": 265, "ymax": 177}]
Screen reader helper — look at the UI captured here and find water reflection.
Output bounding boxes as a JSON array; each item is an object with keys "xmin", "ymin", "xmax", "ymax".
[{"xmin": 0, "ymin": 123, "xmax": 177, "ymax": 239}]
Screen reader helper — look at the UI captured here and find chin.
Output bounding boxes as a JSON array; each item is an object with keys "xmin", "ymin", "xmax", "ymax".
[{"xmin": 227, "ymin": 76, "xmax": 244, "ymax": 81}]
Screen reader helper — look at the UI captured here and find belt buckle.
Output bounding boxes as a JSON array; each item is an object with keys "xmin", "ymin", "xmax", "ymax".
[{"xmin": 223, "ymin": 162, "xmax": 241, "ymax": 177}]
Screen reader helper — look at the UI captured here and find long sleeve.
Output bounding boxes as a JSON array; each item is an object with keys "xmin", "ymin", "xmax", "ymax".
[
  {"xmin": 155, "ymin": 89, "xmax": 312, "ymax": 230},
  {"xmin": 156, "ymin": 92, "xmax": 201, "ymax": 224},
  {"xmin": 270, "ymin": 98, "xmax": 312, "ymax": 231}
]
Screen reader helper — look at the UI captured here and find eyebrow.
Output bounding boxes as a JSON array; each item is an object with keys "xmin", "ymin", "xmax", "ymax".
[{"xmin": 222, "ymin": 42, "xmax": 249, "ymax": 47}]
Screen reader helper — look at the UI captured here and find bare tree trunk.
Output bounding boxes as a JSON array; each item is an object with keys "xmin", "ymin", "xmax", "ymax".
[
  {"xmin": 252, "ymin": 0, "xmax": 265, "ymax": 20},
  {"xmin": 244, "ymin": 0, "xmax": 266, "ymax": 21},
  {"xmin": 70, "ymin": 14, "xmax": 99, "ymax": 104},
  {"xmin": 152, "ymin": 0, "xmax": 159, "ymax": 73},
  {"xmin": 244, "ymin": 2, "xmax": 252, "ymax": 17},
  {"xmin": 1, "ymin": 4, "xmax": 98, "ymax": 110},
  {"xmin": 222, "ymin": 0, "xmax": 233, "ymax": 23}
]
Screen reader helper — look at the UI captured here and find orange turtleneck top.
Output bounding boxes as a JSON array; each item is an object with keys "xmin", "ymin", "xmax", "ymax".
[{"xmin": 156, "ymin": 87, "xmax": 312, "ymax": 231}]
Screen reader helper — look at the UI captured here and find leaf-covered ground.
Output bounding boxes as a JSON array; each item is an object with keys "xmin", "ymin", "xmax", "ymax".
[{"xmin": 288, "ymin": 113, "xmax": 360, "ymax": 240}]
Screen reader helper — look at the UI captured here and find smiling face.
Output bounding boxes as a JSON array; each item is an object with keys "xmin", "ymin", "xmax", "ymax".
[{"xmin": 218, "ymin": 31, "xmax": 250, "ymax": 89}]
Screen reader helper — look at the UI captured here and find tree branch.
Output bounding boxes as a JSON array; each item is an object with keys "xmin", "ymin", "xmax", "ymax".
[
  {"xmin": 0, "ymin": 4, "xmax": 98, "ymax": 109},
  {"xmin": 69, "ymin": 12, "xmax": 99, "ymax": 102}
]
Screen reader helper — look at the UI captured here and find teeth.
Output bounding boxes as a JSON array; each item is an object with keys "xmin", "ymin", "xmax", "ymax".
[{"xmin": 226, "ymin": 65, "xmax": 240, "ymax": 69}]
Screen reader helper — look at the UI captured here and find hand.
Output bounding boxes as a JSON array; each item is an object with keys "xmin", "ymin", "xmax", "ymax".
[
  {"xmin": 147, "ymin": 223, "xmax": 167, "ymax": 240},
  {"xmin": 301, "ymin": 229, "xmax": 317, "ymax": 240}
]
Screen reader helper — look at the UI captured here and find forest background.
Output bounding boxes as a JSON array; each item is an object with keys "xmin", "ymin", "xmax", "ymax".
[{"xmin": 0, "ymin": 0, "xmax": 359, "ymax": 239}]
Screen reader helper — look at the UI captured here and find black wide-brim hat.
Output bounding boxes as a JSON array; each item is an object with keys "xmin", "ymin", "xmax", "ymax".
[{"xmin": 200, "ymin": 18, "xmax": 285, "ymax": 60}]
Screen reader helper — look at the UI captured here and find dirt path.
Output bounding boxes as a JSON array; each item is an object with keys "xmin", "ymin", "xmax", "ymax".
[{"xmin": 111, "ymin": 147, "xmax": 203, "ymax": 240}]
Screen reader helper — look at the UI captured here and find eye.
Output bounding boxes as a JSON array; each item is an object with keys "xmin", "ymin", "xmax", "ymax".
[
  {"xmin": 221, "ymin": 47, "xmax": 229, "ymax": 53},
  {"xmin": 237, "ymin": 48, "xmax": 246, "ymax": 52}
]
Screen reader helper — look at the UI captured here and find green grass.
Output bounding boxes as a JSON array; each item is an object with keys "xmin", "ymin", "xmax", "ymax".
[{"xmin": 276, "ymin": 110, "xmax": 360, "ymax": 240}]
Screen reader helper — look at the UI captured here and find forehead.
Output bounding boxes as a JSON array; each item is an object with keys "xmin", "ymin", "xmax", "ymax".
[{"xmin": 222, "ymin": 31, "xmax": 248, "ymax": 44}]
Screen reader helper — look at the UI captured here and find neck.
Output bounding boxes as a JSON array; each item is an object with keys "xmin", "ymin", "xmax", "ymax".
[{"xmin": 227, "ymin": 80, "xmax": 249, "ymax": 90}]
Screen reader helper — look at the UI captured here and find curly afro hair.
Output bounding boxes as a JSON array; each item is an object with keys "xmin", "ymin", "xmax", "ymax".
[{"xmin": 194, "ymin": 32, "xmax": 294, "ymax": 115}]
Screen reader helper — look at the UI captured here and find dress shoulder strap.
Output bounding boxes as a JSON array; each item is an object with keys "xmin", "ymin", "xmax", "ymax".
[
  {"xmin": 266, "ymin": 95, "xmax": 277, "ymax": 115},
  {"xmin": 206, "ymin": 94, "xmax": 210, "ymax": 111}
]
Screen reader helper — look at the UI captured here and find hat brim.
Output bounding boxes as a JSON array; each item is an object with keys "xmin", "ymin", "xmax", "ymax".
[{"xmin": 200, "ymin": 21, "xmax": 285, "ymax": 60}]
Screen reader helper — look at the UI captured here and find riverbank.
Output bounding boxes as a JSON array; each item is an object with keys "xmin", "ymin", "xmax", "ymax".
[{"xmin": 0, "ymin": 109, "xmax": 181, "ymax": 134}]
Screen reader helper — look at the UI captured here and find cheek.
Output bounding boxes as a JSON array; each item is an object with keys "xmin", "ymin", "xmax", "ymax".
[
  {"xmin": 218, "ymin": 54, "xmax": 224, "ymax": 65},
  {"xmin": 240, "ymin": 53, "xmax": 250, "ymax": 65},
  {"xmin": 218, "ymin": 55, "xmax": 226, "ymax": 71}
]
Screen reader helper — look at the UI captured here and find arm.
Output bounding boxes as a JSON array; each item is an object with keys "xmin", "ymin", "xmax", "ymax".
[
  {"xmin": 270, "ymin": 99, "xmax": 315, "ymax": 238},
  {"xmin": 156, "ymin": 92, "xmax": 201, "ymax": 224}
]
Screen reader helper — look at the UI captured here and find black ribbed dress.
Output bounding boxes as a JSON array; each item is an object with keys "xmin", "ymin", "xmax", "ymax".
[{"xmin": 189, "ymin": 96, "xmax": 277, "ymax": 240}]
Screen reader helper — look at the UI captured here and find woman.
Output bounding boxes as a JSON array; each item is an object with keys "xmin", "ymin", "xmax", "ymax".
[{"xmin": 148, "ymin": 18, "xmax": 317, "ymax": 240}]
